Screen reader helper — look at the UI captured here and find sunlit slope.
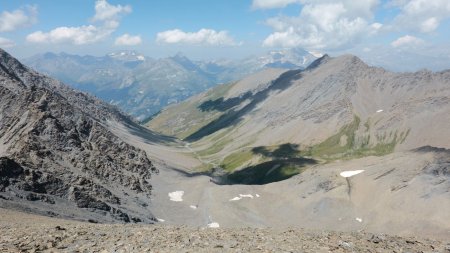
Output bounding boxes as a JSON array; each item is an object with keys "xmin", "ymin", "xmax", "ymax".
[{"xmin": 147, "ymin": 55, "xmax": 450, "ymax": 183}]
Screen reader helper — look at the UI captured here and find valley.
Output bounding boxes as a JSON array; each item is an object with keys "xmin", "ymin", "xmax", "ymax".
[
  {"xmin": 1, "ymin": 48, "xmax": 449, "ymax": 251},
  {"xmin": 2, "ymin": 0, "xmax": 450, "ymax": 251}
]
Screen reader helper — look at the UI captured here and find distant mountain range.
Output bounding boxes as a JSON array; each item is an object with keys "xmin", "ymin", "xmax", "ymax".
[{"xmin": 23, "ymin": 49, "xmax": 318, "ymax": 121}]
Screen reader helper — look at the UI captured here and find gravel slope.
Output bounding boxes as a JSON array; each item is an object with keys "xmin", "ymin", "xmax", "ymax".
[{"xmin": 1, "ymin": 208, "xmax": 449, "ymax": 253}]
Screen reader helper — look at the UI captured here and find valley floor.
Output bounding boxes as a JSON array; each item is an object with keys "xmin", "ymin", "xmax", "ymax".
[
  {"xmin": 106, "ymin": 122, "xmax": 450, "ymax": 240},
  {"xmin": 1, "ymin": 208, "xmax": 449, "ymax": 253}
]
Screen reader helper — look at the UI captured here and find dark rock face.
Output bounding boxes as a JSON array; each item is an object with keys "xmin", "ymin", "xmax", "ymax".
[{"xmin": 0, "ymin": 48, "xmax": 158, "ymax": 223}]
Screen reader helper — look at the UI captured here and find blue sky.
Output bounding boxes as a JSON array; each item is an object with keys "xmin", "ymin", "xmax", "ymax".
[{"xmin": 1, "ymin": 0, "xmax": 450, "ymax": 71}]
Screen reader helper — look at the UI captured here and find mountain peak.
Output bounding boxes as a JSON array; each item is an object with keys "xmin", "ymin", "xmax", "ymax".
[
  {"xmin": 306, "ymin": 54, "xmax": 368, "ymax": 71},
  {"xmin": 252, "ymin": 48, "xmax": 319, "ymax": 70},
  {"xmin": 107, "ymin": 50, "xmax": 145, "ymax": 61},
  {"xmin": 0, "ymin": 48, "xmax": 30, "ymax": 86},
  {"xmin": 305, "ymin": 54, "xmax": 330, "ymax": 70},
  {"xmin": 172, "ymin": 52, "xmax": 188, "ymax": 59},
  {"xmin": 334, "ymin": 54, "xmax": 368, "ymax": 69}
]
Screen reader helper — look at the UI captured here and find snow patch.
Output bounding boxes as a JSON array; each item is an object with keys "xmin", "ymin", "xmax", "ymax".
[
  {"xmin": 229, "ymin": 194, "xmax": 255, "ymax": 201},
  {"xmin": 190, "ymin": 205, "xmax": 197, "ymax": 209},
  {"xmin": 356, "ymin": 217, "xmax": 363, "ymax": 223},
  {"xmin": 340, "ymin": 170, "xmax": 365, "ymax": 178},
  {"xmin": 376, "ymin": 109, "xmax": 383, "ymax": 113},
  {"xmin": 256, "ymin": 194, "xmax": 260, "ymax": 198},
  {"xmin": 168, "ymin": 191, "xmax": 184, "ymax": 201},
  {"xmin": 137, "ymin": 55, "xmax": 145, "ymax": 61},
  {"xmin": 309, "ymin": 51, "xmax": 324, "ymax": 58},
  {"xmin": 207, "ymin": 222, "xmax": 220, "ymax": 228},
  {"xmin": 157, "ymin": 218, "xmax": 165, "ymax": 222}
]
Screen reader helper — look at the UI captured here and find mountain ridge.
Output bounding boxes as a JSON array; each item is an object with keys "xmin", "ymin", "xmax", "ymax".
[
  {"xmin": 23, "ymin": 48, "xmax": 318, "ymax": 120},
  {"xmin": 0, "ymin": 48, "xmax": 160, "ymax": 223},
  {"xmin": 147, "ymin": 53, "xmax": 450, "ymax": 182}
]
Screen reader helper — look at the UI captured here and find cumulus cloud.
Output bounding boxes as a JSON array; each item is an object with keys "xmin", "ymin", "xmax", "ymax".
[
  {"xmin": 262, "ymin": 0, "xmax": 381, "ymax": 50},
  {"xmin": 0, "ymin": 37, "xmax": 15, "ymax": 48},
  {"xmin": 391, "ymin": 35, "xmax": 424, "ymax": 48},
  {"xmin": 156, "ymin": 29, "xmax": 239, "ymax": 46},
  {"xmin": 114, "ymin": 33, "xmax": 142, "ymax": 46},
  {"xmin": 392, "ymin": 0, "xmax": 450, "ymax": 33},
  {"xmin": 27, "ymin": 25, "xmax": 114, "ymax": 45},
  {"xmin": 26, "ymin": 0, "xmax": 130, "ymax": 45},
  {"xmin": 92, "ymin": 0, "xmax": 131, "ymax": 22},
  {"xmin": 0, "ymin": 5, "xmax": 37, "ymax": 32},
  {"xmin": 252, "ymin": 0, "xmax": 300, "ymax": 9}
]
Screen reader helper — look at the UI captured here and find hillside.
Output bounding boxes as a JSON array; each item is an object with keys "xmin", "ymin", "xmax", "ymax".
[
  {"xmin": 147, "ymin": 54, "xmax": 450, "ymax": 182},
  {"xmin": 0, "ymin": 48, "xmax": 160, "ymax": 223}
]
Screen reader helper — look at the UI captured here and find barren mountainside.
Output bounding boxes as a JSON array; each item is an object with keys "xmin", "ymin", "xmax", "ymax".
[
  {"xmin": 0, "ymin": 48, "xmax": 159, "ymax": 223},
  {"xmin": 148, "ymin": 54, "xmax": 450, "ymax": 181}
]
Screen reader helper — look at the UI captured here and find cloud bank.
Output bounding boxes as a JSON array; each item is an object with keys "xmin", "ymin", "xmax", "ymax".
[
  {"xmin": 156, "ymin": 28, "xmax": 238, "ymax": 46},
  {"xmin": 27, "ymin": 0, "xmax": 131, "ymax": 45},
  {"xmin": 0, "ymin": 5, "xmax": 37, "ymax": 32},
  {"xmin": 115, "ymin": 34, "xmax": 142, "ymax": 46},
  {"xmin": 391, "ymin": 35, "xmax": 424, "ymax": 48},
  {"xmin": 0, "ymin": 37, "xmax": 15, "ymax": 48},
  {"xmin": 260, "ymin": 0, "xmax": 381, "ymax": 51}
]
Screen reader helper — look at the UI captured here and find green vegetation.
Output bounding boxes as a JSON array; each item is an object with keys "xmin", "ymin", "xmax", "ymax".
[
  {"xmin": 140, "ymin": 110, "xmax": 161, "ymax": 125},
  {"xmin": 221, "ymin": 150, "xmax": 255, "ymax": 172},
  {"xmin": 226, "ymin": 158, "xmax": 315, "ymax": 185},
  {"xmin": 307, "ymin": 116, "xmax": 361, "ymax": 158},
  {"xmin": 219, "ymin": 143, "xmax": 316, "ymax": 184},
  {"xmin": 301, "ymin": 115, "xmax": 410, "ymax": 161},
  {"xmin": 147, "ymin": 82, "xmax": 237, "ymax": 139}
]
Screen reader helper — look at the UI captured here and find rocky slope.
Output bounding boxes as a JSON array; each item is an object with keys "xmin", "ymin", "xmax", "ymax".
[
  {"xmin": 23, "ymin": 49, "xmax": 318, "ymax": 120},
  {"xmin": 1, "ymin": 208, "xmax": 449, "ymax": 253},
  {"xmin": 147, "ymin": 54, "xmax": 450, "ymax": 182},
  {"xmin": 0, "ymin": 48, "xmax": 159, "ymax": 223}
]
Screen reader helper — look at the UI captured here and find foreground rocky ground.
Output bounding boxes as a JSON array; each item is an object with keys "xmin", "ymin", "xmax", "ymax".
[{"xmin": 1, "ymin": 209, "xmax": 449, "ymax": 253}]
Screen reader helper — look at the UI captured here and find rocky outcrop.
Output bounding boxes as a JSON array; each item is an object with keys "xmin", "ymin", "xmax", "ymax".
[{"xmin": 0, "ymin": 48, "xmax": 158, "ymax": 223}]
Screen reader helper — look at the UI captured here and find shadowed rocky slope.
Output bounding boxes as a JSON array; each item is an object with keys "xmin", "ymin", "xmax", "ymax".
[{"xmin": 0, "ymin": 48, "xmax": 158, "ymax": 223}]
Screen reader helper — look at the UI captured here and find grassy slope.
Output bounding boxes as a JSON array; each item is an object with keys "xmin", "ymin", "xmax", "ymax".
[
  {"xmin": 213, "ymin": 116, "xmax": 410, "ymax": 184},
  {"xmin": 146, "ymin": 83, "xmax": 234, "ymax": 139}
]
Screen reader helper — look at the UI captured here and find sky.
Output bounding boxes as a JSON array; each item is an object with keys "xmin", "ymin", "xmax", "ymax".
[{"xmin": 1, "ymin": 0, "xmax": 450, "ymax": 71}]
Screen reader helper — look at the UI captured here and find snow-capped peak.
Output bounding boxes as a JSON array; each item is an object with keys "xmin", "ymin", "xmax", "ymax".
[{"xmin": 108, "ymin": 51, "xmax": 146, "ymax": 61}]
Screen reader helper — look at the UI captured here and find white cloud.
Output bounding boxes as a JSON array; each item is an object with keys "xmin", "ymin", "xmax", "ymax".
[
  {"xmin": 92, "ymin": 0, "xmax": 131, "ymax": 22},
  {"xmin": 26, "ymin": 0, "xmax": 130, "ymax": 45},
  {"xmin": 0, "ymin": 5, "xmax": 37, "ymax": 32},
  {"xmin": 252, "ymin": 0, "xmax": 300, "ymax": 9},
  {"xmin": 391, "ymin": 35, "xmax": 424, "ymax": 48},
  {"xmin": 392, "ymin": 0, "xmax": 450, "ymax": 33},
  {"xmin": 0, "ymin": 37, "xmax": 15, "ymax": 48},
  {"xmin": 156, "ymin": 29, "xmax": 239, "ymax": 46},
  {"xmin": 262, "ymin": 0, "xmax": 381, "ymax": 50},
  {"xmin": 115, "ymin": 33, "xmax": 142, "ymax": 46},
  {"xmin": 27, "ymin": 25, "xmax": 113, "ymax": 45}
]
